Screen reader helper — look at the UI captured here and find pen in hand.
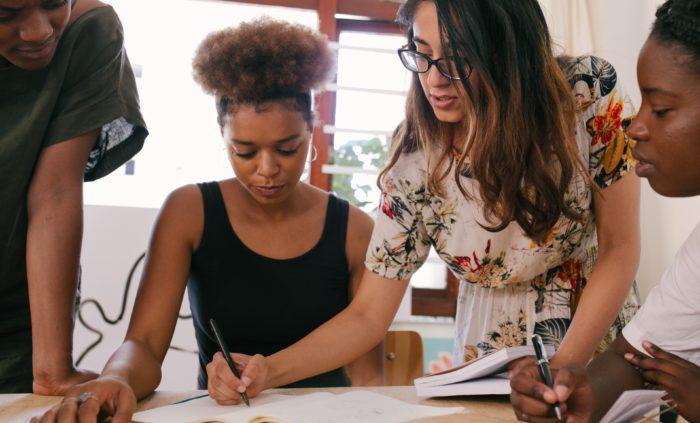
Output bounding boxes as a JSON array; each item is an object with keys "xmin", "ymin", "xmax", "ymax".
[
  {"xmin": 209, "ymin": 318, "xmax": 251, "ymax": 407},
  {"xmin": 531, "ymin": 334, "xmax": 562, "ymax": 421}
]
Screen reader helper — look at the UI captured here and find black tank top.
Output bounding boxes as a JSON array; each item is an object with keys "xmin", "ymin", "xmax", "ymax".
[{"xmin": 187, "ymin": 182, "xmax": 351, "ymax": 389}]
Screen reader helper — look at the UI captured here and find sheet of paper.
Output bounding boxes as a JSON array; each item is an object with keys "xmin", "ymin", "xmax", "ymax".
[
  {"xmin": 134, "ymin": 390, "xmax": 463, "ymax": 423},
  {"xmin": 415, "ymin": 377, "xmax": 510, "ymax": 397},
  {"xmin": 600, "ymin": 390, "xmax": 666, "ymax": 423},
  {"xmin": 132, "ymin": 392, "xmax": 295, "ymax": 423},
  {"xmin": 224, "ymin": 390, "xmax": 463, "ymax": 423}
]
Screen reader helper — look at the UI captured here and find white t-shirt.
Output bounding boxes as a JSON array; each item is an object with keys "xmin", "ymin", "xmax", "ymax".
[{"xmin": 623, "ymin": 222, "xmax": 700, "ymax": 365}]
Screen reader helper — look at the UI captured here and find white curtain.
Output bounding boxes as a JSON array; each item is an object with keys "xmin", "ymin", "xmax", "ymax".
[{"xmin": 539, "ymin": 0, "xmax": 594, "ymax": 57}]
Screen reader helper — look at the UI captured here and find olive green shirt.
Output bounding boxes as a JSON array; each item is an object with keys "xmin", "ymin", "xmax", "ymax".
[{"xmin": 0, "ymin": 5, "xmax": 146, "ymax": 392}]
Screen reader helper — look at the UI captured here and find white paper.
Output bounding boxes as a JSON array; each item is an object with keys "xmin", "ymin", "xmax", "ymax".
[
  {"xmin": 415, "ymin": 377, "xmax": 511, "ymax": 397},
  {"xmin": 600, "ymin": 390, "xmax": 666, "ymax": 423},
  {"xmin": 133, "ymin": 390, "xmax": 463, "ymax": 423},
  {"xmin": 132, "ymin": 392, "xmax": 295, "ymax": 423}
]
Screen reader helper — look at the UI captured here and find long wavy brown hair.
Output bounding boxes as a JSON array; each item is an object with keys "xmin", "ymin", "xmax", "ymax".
[{"xmin": 382, "ymin": 0, "xmax": 585, "ymax": 241}]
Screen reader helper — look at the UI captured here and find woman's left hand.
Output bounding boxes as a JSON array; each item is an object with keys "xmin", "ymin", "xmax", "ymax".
[{"xmin": 625, "ymin": 341, "xmax": 700, "ymax": 422}]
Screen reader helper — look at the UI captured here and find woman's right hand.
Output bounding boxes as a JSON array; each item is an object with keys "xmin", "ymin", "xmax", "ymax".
[
  {"xmin": 30, "ymin": 375, "xmax": 137, "ymax": 423},
  {"xmin": 206, "ymin": 352, "xmax": 269, "ymax": 405}
]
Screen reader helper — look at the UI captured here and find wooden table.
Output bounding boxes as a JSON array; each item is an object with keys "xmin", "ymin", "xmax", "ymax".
[{"xmin": 0, "ymin": 386, "xmax": 517, "ymax": 422}]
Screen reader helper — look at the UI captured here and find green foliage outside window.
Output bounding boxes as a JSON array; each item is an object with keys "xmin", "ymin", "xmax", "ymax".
[{"xmin": 331, "ymin": 137, "xmax": 388, "ymax": 211}]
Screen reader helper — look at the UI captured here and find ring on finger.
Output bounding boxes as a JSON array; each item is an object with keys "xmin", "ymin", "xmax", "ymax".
[{"xmin": 78, "ymin": 391, "xmax": 100, "ymax": 404}]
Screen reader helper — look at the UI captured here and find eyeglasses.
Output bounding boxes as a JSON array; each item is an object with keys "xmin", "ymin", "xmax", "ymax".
[{"xmin": 397, "ymin": 48, "xmax": 470, "ymax": 80}]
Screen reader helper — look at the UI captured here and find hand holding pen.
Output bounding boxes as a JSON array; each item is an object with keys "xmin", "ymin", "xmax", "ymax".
[
  {"xmin": 208, "ymin": 318, "xmax": 251, "ymax": 406},
  {"xmin": 531, "ymin": 334, "xmax": 562, "ymax": 420}
]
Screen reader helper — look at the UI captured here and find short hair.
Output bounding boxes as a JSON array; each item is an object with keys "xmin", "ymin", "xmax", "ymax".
[{"xmin": 192, "ymin": 18, "xmax": 335, "ymax": 127}]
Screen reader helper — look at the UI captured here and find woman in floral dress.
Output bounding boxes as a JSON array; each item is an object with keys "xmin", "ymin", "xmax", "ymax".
[
  {"xmin": 367, "ymin": 1, "xmax": 640, "ymax": 367},
  {"xmin": 160, "ymin": 0, "xmax": 642, "ymax": 399}
]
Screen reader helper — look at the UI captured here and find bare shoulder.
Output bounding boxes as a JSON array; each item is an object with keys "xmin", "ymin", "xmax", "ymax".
[
  {"xmin": 157, "ymin": 184, "xmax": 204, "ymax": 249},
  {"xmin": 347, "ymin": 203, "xmax": 374, "ymax": 240},
  {"xmin": 69, "ymin": 0, "xmax": 107, "ymax": 24}
]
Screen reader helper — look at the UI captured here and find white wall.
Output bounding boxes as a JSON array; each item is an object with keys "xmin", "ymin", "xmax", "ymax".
[{"xmin": 77, "ymin": 205, "xmax": 199, "ymax": 390}]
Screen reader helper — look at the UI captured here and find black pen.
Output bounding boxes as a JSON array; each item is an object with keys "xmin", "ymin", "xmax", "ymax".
[
  {"xmin": 532, "ymin": 334, "xmax": 561, "ymax": 420},
  {"xmin": 209, "ymin": 318, "xmax": 251, "ymax": 407}
]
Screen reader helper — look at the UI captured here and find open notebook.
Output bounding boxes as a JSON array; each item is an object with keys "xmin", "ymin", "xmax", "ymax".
[
  {"xmin": 414, "ymin": 344, "xmax": 555, "ymax": 397},
  {"xmin": 132, "ymin": 390, "xmax": 463, "ymax": 423}
]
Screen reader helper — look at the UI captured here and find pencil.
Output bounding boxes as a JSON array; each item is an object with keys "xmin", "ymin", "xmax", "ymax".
[{"xmin": 209, "ymin": 318, "xmax": 251, "ymax": 407}]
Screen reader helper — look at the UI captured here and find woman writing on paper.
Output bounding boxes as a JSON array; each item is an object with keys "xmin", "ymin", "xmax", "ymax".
[{"xmin": 33, "ymin": 18, "xmax": 381, "ymax": 422}]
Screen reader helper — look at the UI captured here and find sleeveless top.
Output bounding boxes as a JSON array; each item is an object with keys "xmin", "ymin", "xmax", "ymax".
[{"xmin": 188, "ymin": 182, "xmax": 351, "ymax": 389}]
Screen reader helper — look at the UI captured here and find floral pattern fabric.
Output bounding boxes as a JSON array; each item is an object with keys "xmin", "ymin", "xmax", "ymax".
[{"xmin": 366, "ymin": 56, "xmax": 640, "ymax": 365}]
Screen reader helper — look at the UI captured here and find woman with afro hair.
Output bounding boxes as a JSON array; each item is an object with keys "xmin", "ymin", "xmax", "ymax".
[
  {"xmin": 510, "ymin": 0, "xmax": 700, "ymax": 421},
  {"xmin": 34, "ymin": 18, "xmax": 382, "ymax": 422}
]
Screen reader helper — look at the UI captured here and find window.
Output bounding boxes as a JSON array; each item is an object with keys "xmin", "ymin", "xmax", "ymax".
[{"xmin": 323, "ymin": 20, "xmax": 455, "ymax": 317}]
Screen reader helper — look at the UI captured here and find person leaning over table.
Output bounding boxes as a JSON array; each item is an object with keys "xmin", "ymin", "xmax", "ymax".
[
  {"xmin": 33, "ymin": 0, "xmax": 643, "ymax": 418},
  {"xmin": 0, "ymin": 0, "xmax": 146, "ymax": 394},
  {"xmin": 510, "ymin": 0, "xmax": 700, "ymax": 421}
]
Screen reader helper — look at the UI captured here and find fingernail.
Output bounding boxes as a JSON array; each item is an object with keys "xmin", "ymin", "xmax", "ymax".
[
  {"xmin": 237, "ymin": 385, "xmax": 247, "ymax": 393},
  {"xmin": 521, "ymin": 414, "xmax": 529, "ymax": 422},
  {"xmin": 642, "ymin": 341, "xmax": 653, "ymax": 350},
  {"xmin": 508, "ymin": 370, "xmax": 513, "ymax": 378},
  {"xmin": 544, "ymin": 390, "xmax": 557, "ymax": 403},
  {"xmin": 624, "ymin": 353, "xmax": 635, "ymax": 361},
  {"xmin": 555, "ymin": 385, "xmax": 568, "ymax": 398},
  {"xmin": 242, "ymin": 376, "xmax": 251, "ymax": 386}
]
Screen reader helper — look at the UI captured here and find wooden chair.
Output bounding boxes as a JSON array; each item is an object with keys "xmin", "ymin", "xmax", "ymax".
[{"xmin": 384, "ymin": 330, "xmax": 424, "ymax": 386}]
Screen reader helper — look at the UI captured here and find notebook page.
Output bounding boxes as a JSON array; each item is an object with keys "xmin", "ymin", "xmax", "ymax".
[
  {"xmin": 599, "ymin": 390, "xmax": 666, "ymax": 423},
  {"xmin": 131, "ymin": 392, "xmax": 295, "ymax": 423},
  {"xmin": 231, "ymin": 390, "xmax": 464, "ymax": 423}
]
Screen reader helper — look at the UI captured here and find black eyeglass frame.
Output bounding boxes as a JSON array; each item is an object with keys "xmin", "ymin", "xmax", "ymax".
[{"xmin": 397, "ymin": 47, "xmax": 471, "ymax": 81}]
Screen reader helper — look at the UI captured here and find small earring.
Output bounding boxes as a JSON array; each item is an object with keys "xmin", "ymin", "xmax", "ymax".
[{"xmin": 309, "ymin": 145, "xmax": 318, "ymax": 163}]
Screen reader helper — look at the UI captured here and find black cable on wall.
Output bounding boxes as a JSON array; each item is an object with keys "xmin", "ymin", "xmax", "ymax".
[{"xmin": 76, "ymin": 252, "xmax": 197, "ymax": 366}]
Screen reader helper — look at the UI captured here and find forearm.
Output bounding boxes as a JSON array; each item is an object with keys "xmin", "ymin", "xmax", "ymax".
[
  {"xmin": 26, "ymin": 185, "xmax": 84, "ymax": 381},
  {"xmin": 554, "ymin": 246, "xmax": 638, "ymax": 366},
  {"xmin": 101, "ymin": 339, "xmax": 163, "ymax": 399},
  {"xmin": 346, "ymin": 342, "xmax": 385, "ymax": 386},
  {"xmin": 266, "ymin": 306, "xmax": 389, "ymax": 389}
]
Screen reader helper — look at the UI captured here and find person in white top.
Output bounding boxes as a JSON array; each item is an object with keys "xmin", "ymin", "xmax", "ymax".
[{"xmin": 509, "ymin": 0, "xmax": 700, "ymax": 421}]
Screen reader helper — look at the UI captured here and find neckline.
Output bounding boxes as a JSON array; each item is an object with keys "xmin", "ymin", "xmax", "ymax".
[{"xmin": 215, "ymin": 182, "xmax": 335, "ymax": 264}]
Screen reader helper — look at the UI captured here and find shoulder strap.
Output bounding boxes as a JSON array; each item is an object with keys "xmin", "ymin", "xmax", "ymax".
[
  {"xmin": 196, "ymin": 182, "xmax": 230, "ymax": 245},
  {"xmin": 321, "ymin": 194, "xmax": 349, "ymax": 254}
]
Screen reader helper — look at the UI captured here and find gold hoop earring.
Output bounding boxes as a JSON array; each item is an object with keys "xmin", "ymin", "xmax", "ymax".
[{"xmin": 309, "ymin": 145, "xmax": 318, "ymax": 163}]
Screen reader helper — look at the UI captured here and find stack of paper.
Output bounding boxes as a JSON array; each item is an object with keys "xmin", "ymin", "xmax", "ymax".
[
  {"xmin": 414, "ymin": 345, "xmax": 555, "ymax": 398},
  {"xmin": 132, "ymin": 390, "xmax": 463, "ymax": 423}
]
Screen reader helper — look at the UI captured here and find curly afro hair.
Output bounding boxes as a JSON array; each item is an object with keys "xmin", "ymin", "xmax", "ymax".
[
  {"xmin": 193, "ymin": 17, "xmax": 335, "ymax": 105},
  {"xmin": 653, "ymin": 0, "xmax": 700, "ymax": 72}
]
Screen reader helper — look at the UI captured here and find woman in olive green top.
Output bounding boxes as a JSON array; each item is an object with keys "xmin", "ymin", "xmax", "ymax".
[{"xmin": 0, "ymin": 0, "xmax": 146, "ymax": 393}]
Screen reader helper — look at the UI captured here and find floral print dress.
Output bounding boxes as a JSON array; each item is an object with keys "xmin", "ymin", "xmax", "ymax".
[{"xmin": 366, "ymin": 56, "xmax": 640, "ymax": 365}]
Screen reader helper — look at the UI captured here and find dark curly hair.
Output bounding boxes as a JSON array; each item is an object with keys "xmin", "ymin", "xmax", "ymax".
[
  {"xmin": 652, "ymin": 0, "xmax": 700, "ymax": 72},
  {"xmin": 193, "ymin": 18, "xmax": 335, "ymax": 128}
]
